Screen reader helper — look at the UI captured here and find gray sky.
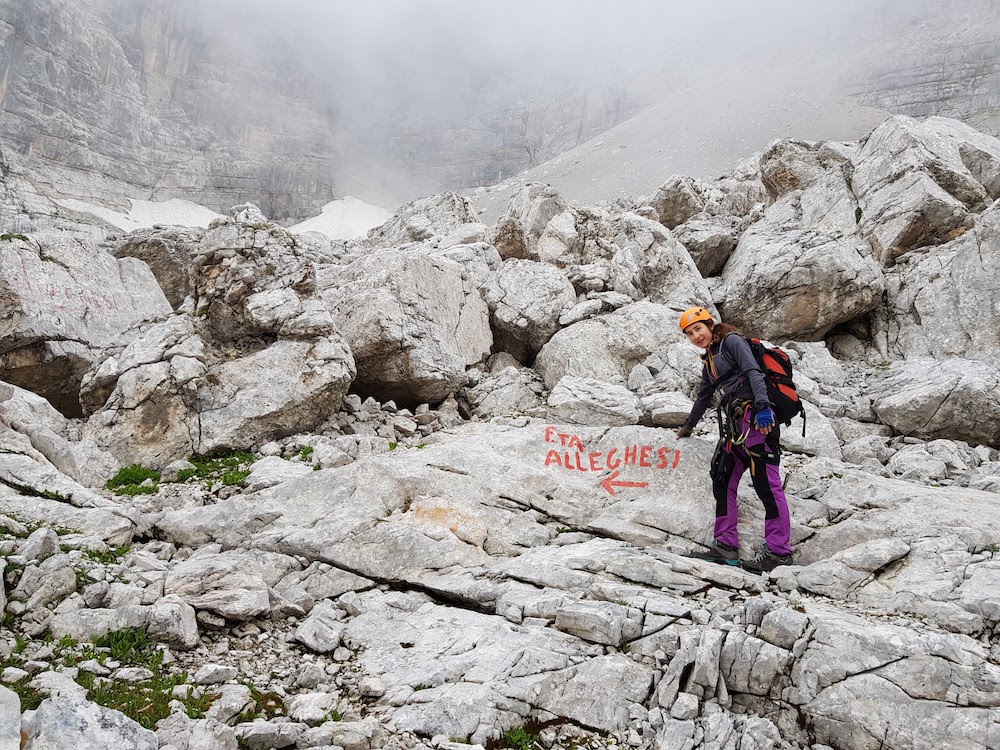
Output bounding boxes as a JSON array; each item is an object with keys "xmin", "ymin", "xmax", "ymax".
[{"xmin": 170, "ymin": 0, "xmax": 997, "ymax": 204}]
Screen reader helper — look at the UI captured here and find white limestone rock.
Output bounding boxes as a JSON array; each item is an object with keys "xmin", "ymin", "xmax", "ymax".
[
  {"xmin": 293, "ymin": 600, "xmax": 346, "ymax": 654},
  {"xmin": 321, "ymin": 251, "xmax": 491, "ymax": 404},
  {"xmin": 155, "ymin": 712, "xmax": 239, "ymax": 750},
  {"xmin": 606, "ymin": 213, "xmax": 714, "ymax": 310},
  {"xmin": 536, "ymin": 302, "xmax": 697, "ymax": 389},
  {"xmin": 852, "ymin": 115, "xmax": 1000, "ymax": 264},
  {"xmin": 875, "ymin": 201, "xmax": 1000, "ymax": 363},
  {"xmin": 648, "ymin": 175, "xmax": 708, "ymax": 229},
  {"xmin": 483, "ymin": 259, "xmax": 576, "ymax": 362},
  {"xmin": 547, "ymin": 377, "xmax": 641, "ymax": 426},
  {"xmin": 243, "ymin": 456, "xmax": 315, "ymax": 492},
  {"xmin": 0, "ymin": 233, "xmax": 171, "ymax": 415},
  {"xmin": 794, "ymin": 539, "xmax": 911, "ymax": 599},
  {"xmin": 871, "ymin": 358, "xmax": 1000, "ymax": 446},
  {"xmin": 21, "ymin": 696, "xmax": 158, "ymax": 749},
  {"xmin": 488, "ymin": 184, "xmax": 570, "ymax": 261},
  {"xmin": 0, "ymin": 685, "xmax": 18, "ymax": 750},
  {"xmin": 164, "ymin": 553, "xmax": 270, "ymax": 622},
  {"xmin": 458, "ymin": 366, "xmax": 546, "ymax": 419},
  {"xmin": 366, "ymin": 192, "xmax": 478, "ymax": 247}
]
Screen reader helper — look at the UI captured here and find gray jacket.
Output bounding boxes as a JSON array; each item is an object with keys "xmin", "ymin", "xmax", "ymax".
[{"xmin": 682, "ymin": 333, "xmax": 770, "ymax": 430}]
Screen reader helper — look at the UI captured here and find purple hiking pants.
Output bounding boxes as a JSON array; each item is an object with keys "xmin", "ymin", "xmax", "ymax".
[{"xmin": 712, "ymin": 412, "xmax": 792, "ymax": 556}]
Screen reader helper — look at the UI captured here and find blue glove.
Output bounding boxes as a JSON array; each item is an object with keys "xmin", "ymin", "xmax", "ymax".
[{"xmin": 754, "ymin": 407, "xmax": 775, "ymax": 430}]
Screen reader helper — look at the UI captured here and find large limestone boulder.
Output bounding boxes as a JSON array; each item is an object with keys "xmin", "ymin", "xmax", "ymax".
[
  {"xmin": 648, "ymin": 175, "xmax": 708, "ymax": 229},
  {"xmin": 366, "ymin": 192, "xmax": 478, "ymax": 247},
  {"xmin": 535, "ymin": 302, "xmax": 696, "ymax": 390},
  {"xmin": 720, "ymin": 160, "xmax": 884, "ymax": 340},
  {"xmin": 852, "ymin": 115, "xmax": 1000, "ymax": 265},
  {"xmin": 164, "ymin": 552, "xmax": 271, "ymax": 622},
  {"xmin": 759, "ymin": 139, "xmax": 834, "ymax": 198},
  {"xmin": 458, "ymin": 366, "xmax": 546, "ymax": 420},
  {"xmin": 193, "ymin": 213, "xmax": 334, "ymax": 341},
  {"xmin": 870, "ymin": 358, "xmax": 1000, "ymax": 447},
  {"xmin": 547, "ymin": 377, "xmax": 642, "ymax": 426},
  {"xmin": 787, "ymin": 609, "xmax": 999, "ymax": 750},
  {"xmin": 875, "ymin": 202, "xmax": 1000, "ymax": 363},
  {"xmin": 483, "ymin": 259, "xmax": 576, "ymax": 362},
  {"xmin": 487, "ymin": 183, "xmax": 570, "ymax": 260},
  {"xmin": 321, "ymin": 251, "xmax": 491, "ymax": 404},
  {"xmin": 672, "ymin": 214, "xmax": 740, "ymax": 277},
  {"xmin": 110, "ymin": 225, "xmax": 204, "ymax": 309},
  {"xmin": 21, "ymin": 697, "xmax": 158, "ymax": 749},
  {"xmin": 82, "ymin": 316, "xmax": 356, "ymax": 467},
  {"xmin": 0, "ymin": 380, "xmax": 116, "ymax": 487},
  {"xmin": 607, "ymin": 213, "xmax": 715, "ymax": 309},
  {"xmin": 0, "ymin": 233, "xmax": 171, "ymax": 415}
]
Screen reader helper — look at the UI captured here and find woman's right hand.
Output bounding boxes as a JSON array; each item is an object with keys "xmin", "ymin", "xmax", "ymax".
[{"xmin": 675, "ymin": 426, "xmax": 692, "ymax": 439}]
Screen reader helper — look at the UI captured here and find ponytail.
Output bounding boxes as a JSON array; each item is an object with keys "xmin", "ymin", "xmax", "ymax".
[{"xmin": 712, "ymin": 322, "xmax": 743, "ymax": 344}]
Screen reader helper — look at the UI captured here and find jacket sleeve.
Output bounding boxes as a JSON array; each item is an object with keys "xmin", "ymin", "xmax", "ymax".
[
  {"xmin": 683, "ymin": 364, "xmax": 717, "ymax": 429},
  {"xmin": 723, "ymin": 334, "xmax": 770, "ymax": 409}
]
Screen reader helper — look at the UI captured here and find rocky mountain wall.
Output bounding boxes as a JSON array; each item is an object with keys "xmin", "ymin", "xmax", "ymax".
[
  {"xmin": 3, "ymin": 2, "xmax": 1000, "ymax": 226},
  {"xmin": 0, "ymin": 0, "xmax": 340, "ymax": 222}
]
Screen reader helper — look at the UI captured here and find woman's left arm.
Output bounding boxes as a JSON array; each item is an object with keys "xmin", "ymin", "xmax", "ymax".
[{"xmin": 724, "ymin": 335, "xmax": 770, "ymax": 409}]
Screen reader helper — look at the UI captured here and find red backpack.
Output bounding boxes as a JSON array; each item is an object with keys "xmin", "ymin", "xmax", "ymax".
[{"xmin": 745, "ymin": 338, "xmax": 806, "ymax": 435}]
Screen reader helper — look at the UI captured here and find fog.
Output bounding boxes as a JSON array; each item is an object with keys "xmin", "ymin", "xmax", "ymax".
[{"xmin": 173, "ymin": 0, "xmax": 999, "ymax": 204}]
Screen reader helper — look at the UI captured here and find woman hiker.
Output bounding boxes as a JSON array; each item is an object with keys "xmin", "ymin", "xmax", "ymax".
[{"xmin": 674, "ymin": 306, "xmax": 794, "ymax": 573}]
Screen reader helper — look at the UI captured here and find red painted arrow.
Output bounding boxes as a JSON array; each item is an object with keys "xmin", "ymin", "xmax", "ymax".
[{"xmin": 600, "ymin": 470, "xmax": 649, "ymax": 496}]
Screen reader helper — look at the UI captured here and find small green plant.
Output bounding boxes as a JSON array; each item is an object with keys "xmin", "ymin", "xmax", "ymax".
[
  {"xmin": 6, "ymin": 674, "xmax": 43, "ymax": 710},
  {"xmin": 106, "ymin": 465, "xmax": 161, "ymax": 496},
  {"xmin": 0, "ymin": 233, "xmax": 29, "ymax": 242},
  {"xmin": 56, "ymin": 634, "xmax": 78, "ymax": 651},
  {"xmin": 84, "ymin": 545, "xmax": 131, "ymax": 564},
  {"xmin": 388, "ymin": 442, "xmax": 398, "ymax": 451},
  {"xmin": 221, "ymin": 469, "xmax": 250, "ymax": 486},
  {"xmin": 77, "ymin": 666, "xmax": 195, "ymax": 729},
  {"xmin": 325, "ymin": 708, "xmax": 343, "ymax": 722},
  {"xmin": 411, "ymin": 683, "xmax": 432, "ymax": 691},
  {"xmin": 854, "ymin": 206, "xmax": 863, "ymax": 224},
  {"xmin": 0, "ymin": 478, "xmax": 70, "ymax": 502},
  {"xmin": 983, "ymin": 544, "xmax": 1000, "ymax": 553},
  {"xmin": 503, "ymin": 727, "xmax": 539, "ymax": 750},
  {"xmin": 182, "ymin": 685, "xmax": 220, "ymax": 719},
  {"xmin": 92, "ymin": 627, "xmax": 156, "ymax": 666},
  {"xmin": 13, "ymin": 634, "xmax": 29, "ymax": 654},
  {"xmin": 175, "ymin": 452, "xmax": 256, "ymax": 487},
  {"xmin": 235, "ymin": 684, "xmax": 285, "ymax": 721},
  {"xmin": 298, "ymin": 446, "xmax": 314, "ymax": 460}
]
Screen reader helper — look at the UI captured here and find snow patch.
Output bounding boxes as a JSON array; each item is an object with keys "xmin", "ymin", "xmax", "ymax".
[
  {"xmin": 289, "ymin": 196, "xmax": 392, "ymax": 240},
  {"xmin": 56, "ymin": 198, "xmax": 223, "ymax": 231}
]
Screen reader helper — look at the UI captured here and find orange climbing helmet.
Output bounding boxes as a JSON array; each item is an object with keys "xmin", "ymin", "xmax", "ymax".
[{"xmin": 679, "ymin": 306, "xmax": 714, "ymax": 332}]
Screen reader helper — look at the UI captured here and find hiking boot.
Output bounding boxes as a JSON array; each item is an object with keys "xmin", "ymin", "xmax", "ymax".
[
  {"xmin": 690, "ymin": 540, "xmax": 740, "ymax": 566},
  {"xmin": 743, "ymin": 546, "xmax": 794, "ymax": 574}
]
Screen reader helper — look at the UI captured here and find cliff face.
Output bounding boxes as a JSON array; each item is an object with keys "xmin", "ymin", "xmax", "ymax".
[
  {"xmin": 846, "ymin": 1, "xmax": 1000, "ymax": 135},
  {"xmin": 0, "ymin": 0, "xmax": 340, "ymax": 222},
  {"xmin": 1, "ymin": 1, "xmax": 998, "ymax": 224}
]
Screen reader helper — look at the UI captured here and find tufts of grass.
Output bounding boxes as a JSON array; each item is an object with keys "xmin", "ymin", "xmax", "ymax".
[
  {"xmin": 106, "ymin": 465, "xmax": 161, "ymax": 496},
  {"xmin": 92, "ymin": 627, "xmax": 156, "ymax": 666},
  {"xmin": 76, "ymin": 666, "xmax": 201, "ymax": 730},
  {"xmin": 84, "ymin": 545, "xmax": 131, "ymax": 564},
  {"xmin": 502, "ymin": 727, "xmax": 539, "ymax": 750},
  {"xmin": 173, "ymin": 452, "xmax": 255, "ymax": 488},
  {"xmin": 234, "ymin": 684, "xmax": 285, "ymax": 723},
  {"xmin": 6, "ymin": 674, "xmax": 43, "ymax": 710}
]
